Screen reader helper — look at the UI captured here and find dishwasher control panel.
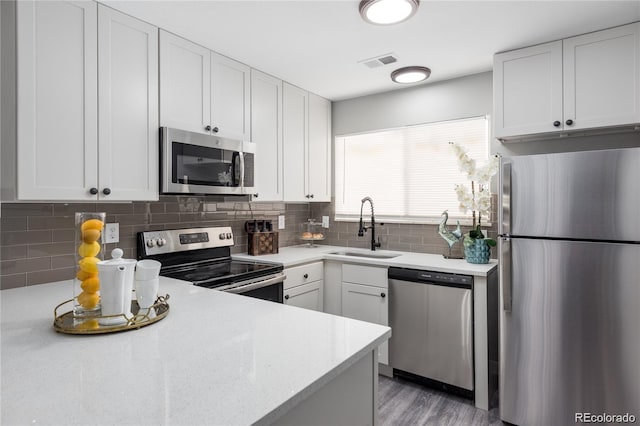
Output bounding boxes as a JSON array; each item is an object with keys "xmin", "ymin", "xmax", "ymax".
[{"xmin": 388, "ymin": 267, "xmax": 473, "ymax": 288}]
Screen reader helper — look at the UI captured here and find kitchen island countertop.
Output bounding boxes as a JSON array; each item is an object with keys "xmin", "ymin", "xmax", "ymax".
[{"xmin": 0, "ymin": 277, "xmax": 390, "ymax": 425}]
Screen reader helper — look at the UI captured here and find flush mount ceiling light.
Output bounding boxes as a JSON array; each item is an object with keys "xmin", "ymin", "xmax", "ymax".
[
  {"xmin": 391, "ymin": 66, "xmax": 431, "ymax": 84},
  {"xmin": 359, "ymin": 0, "xmax": 420, "ymax": 25}
]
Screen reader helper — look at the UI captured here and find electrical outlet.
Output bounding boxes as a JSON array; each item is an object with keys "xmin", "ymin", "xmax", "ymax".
[
  {"xmin": 322, "ymin": 216, "xmax": 329, "ymax": 228},
  {"xmin": 278, "ymin": 215, "xmax": 285, "ymax": 229},
  {"xmin": 104, "ymin": 223, "xmax": 119, "ymax": 243}
]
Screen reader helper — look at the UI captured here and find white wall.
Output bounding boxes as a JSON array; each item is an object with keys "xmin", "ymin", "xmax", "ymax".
[{"xmin": 333, "ymin": 71, "xmax": 640, "ymax": 156}]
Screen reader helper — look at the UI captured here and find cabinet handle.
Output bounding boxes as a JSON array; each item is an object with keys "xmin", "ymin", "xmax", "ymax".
[
  {"xmin": 303, "ymin": 274, "xmax": 309, "ymax": 279},
  {"xmin": 566, "ymin": 119, "xmax": 574, "ymax": 126},
  {"xmin": 212, "ymin": 127, "xmax": 219, "ymax": 133},
  {"xmin": 305, "ymin": 194, "xmax": 310, "ymax": 199},
  {"xmin": 380, "ymin": 292, "xmax": 386, "ymax": 298},
  {"xmin": 89, "ymin": 187, "xmax": 99, "ymax": 195},
  {"xmin": 285, "ymin": 295, "xmax": 290, "ymax": 300},
  {"xmin": 553, "ymin": 121, "xmax": 561, "ymax": 127},
  {"xmin": 309, "ymin": 194, "xmax": 314, "ymax": 199},
  {"xmin": 253, "ymin": 193, "xmax": 259, "ymax": 198},
  {"xmin": 205, "ymin": 125, "xmax": 212, "ymax": 132},
  {"xmin": 102, "ymin": 188, "xmax": 111, "ymax": 196}
]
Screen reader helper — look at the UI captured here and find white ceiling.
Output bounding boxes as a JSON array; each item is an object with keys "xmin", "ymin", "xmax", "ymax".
[{"xmin": 101, "ymin": 0, "xmax": 640, "ymax": 101}]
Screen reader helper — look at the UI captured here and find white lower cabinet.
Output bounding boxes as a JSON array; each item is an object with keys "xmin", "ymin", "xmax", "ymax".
[
  {"xmin": 284, "ymin": 262, "xmax": 324, "ymax": 312},
  {"xmin": 340, "ymin": 264, "xmax": 389, "ymax": 365}
]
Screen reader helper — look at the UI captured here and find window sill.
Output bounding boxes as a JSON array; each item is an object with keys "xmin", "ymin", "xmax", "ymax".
[{"xmin": 334, "ymin": 215, "xmax": 492, "ymax": 228}]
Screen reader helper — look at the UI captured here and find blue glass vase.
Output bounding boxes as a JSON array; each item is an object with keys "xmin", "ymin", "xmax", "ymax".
[{"xmin": 465, "ymin": 239, "xmax": 490, "ymax": 264}]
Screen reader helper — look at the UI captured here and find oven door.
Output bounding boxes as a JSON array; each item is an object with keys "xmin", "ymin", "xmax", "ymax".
[
  {"xmin": 217, "ymin": 273, "xmax": 285, "ymax": 303},
  {"xmin": 161, "ymin": 127, "xmax": 255, "ymax": 195}
]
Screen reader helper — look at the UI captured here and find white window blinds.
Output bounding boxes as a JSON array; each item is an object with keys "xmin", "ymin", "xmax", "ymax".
[{"xmin": 335, "ymin": 116, "xmax": 489, "ymax": 223}]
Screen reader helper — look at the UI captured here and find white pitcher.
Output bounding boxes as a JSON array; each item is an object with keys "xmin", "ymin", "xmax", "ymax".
[{"xmin": 98, "ymin": 248, "xmax": 136, "ymax": 326}]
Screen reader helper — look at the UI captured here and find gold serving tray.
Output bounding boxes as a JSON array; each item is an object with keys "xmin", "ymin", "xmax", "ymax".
[{"xmin": 53, "ymin": 295, "xmax": 170, "ymax": 335}]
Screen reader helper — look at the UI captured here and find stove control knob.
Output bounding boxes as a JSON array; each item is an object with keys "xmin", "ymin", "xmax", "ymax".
[
  {"xmin": 219, "ymin": 233, "xmax": 226, "ymax": 240},
  {"xmin": 226, "ymin": 233, "xmax": 232, "ymax": 239},
  {"xmin": 157, "ymin": 238, "xmax": 166, "ymax": 247},
  {"xmin": 146, "ymin": 239, "xmax": 156, "ymax": 248}
]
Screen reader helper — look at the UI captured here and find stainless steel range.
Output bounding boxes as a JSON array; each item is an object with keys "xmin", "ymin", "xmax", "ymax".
[{"xmin": 137, "ymin": 227, "xmax": 285, "ymax": 302}]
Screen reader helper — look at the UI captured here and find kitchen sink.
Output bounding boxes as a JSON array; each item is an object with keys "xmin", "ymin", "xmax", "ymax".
[{"xmin": 328, "ymin": 250, "xmax": 401, "ymax": 259}]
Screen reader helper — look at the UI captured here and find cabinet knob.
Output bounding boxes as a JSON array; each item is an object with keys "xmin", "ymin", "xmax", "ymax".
[
  {"xmin": 102, "ymin": 188, "xmax": 111, "ymax": 195},
  {"xmin": 303, "ymin": 273, "xmax": 309, "ymax": 279},
  {"xmin": 566, "ymin": 119, "xmax": 574, "ymax": 126},
  {"xmin": 309, "ymin": 194, "xmax": 314, "ymax": 199},
  {"xmin": 253, "ymin": 193, "xmax": 259, "ymax": 198},
  {"xmin": 285, "ymin": 295, "xmax": 290, "ymax": 300},
  {"xmin": 212, "ymin": 126, "xmax": 219, "ymax": 133},
  {"xmin": 89, "ymin": 187, "xmax": 99, "ymax": 195},
  {"xmin": 553, "ymin": 121, "xmax": 561, "ymax": 127},
  {"xmin": 205, "ymin": 125, "xmax": 212, "ymax": 132},
  {"xmin": 380, "ymin": 292, "xmax": 386, "ymax": 298},
  {"xmin": 305, "ymin": 194, "xmax": 310, "ymax": 199}
]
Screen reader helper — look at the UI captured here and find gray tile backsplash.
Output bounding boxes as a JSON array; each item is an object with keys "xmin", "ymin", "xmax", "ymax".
[
  {"xmin": 0, "ymin": 195, "xmax": 497, "ymax": 290},
  {"xmin": 0, "ymin": 196, "xmax": 312, "ymax": 289}
]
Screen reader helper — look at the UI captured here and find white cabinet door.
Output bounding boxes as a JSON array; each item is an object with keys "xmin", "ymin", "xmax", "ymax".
[
  {"xmin": 284, "ymin": 280, "xmax": 324, "ymax": 312},
  {"xmin": 159, "ymin": 30, "xmax": 210, "ymax": 135},
  {"xmin": 283, "ymin": 82, "xmax": 308, "ymax": 202},
  {"xmin": 307, "ymin": 93, "xmax": 331, "ymax": 202},
  {"xmin": 251, "ymin": 70, "xmax": 283, "ymax": 201},
  {"xmin": 17, "ymin": 0, "xmax": 98, "ymax": 200},
  {"xmin": 342, "ymin": 282, "xmax": 389, "ymax": 364},
  {"xmin": 563, "ymin": 23, "xmax": 640, "ymax": 131},
  {"xmin": 98, "ymin": 6, "xmax": 158, "ymax": 201},
  {"xmin": 493, "ymin": 41, "xmax": 563, "ymax": 139},
  {"xmin": 210, "ymin": 52, "xmax": 251, "ymax": 141}
]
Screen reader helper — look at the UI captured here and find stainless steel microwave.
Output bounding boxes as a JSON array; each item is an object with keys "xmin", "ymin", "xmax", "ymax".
[{"xmin": 160, "ymin": 127, "xmax": 255, "ymax": 195}]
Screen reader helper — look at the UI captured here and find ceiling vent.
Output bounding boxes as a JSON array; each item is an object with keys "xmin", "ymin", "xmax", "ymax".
[{"xmin": 359, "ymin": 53, "xmax": 399, "ymax": 69}]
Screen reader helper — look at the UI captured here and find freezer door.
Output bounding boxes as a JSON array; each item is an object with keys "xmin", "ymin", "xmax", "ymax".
[
  {"xmin": 500, "ymin": 238, "xmax": 640, "ymax": 425},
  {"xmin": 503, "ymin": 148, "xmax": 640, "ymax": 241}
]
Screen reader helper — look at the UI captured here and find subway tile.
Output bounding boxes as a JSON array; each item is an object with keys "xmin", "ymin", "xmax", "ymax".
[
  {"xmin": 1, "ymin": 230, "xmax": 52, "ymax": 246},
  {"xmin": 1, "ymin": 257, "xmax": 51, "ymax": 275},
  {"xmin": 27, "ymin": 216, "xmax": 75, "ymax": 230},
  {"xmin": 1, "ymin": 217, "xmax": 27, "ymax": 232},
  {"xmin": 100, "ymin": 203, "xmax": 134, "ymax": 215},
  {"xmin": 52, "ymin": 229, "xmax": 75, "ymax": 243},
  {"xmin": 164, "ymin": 203, "xmax": 180, "ymax": 213},
  {"xmin": 27, "ymin": 267, "xmax": 75, "ymax": 286},
  {"xmin": 150, "ymin": 213, "xmax": 180, "ymax": 224},
  {"xmin": 1, "ymin": 273, "xmax": 26, "ymax": 289},
  {"xmin": 51, "ymin": 254, "xmax": 75, "ymax": 269},
  {"xmin": 114, "ymin": 214, "xmax": 149, "ymax": 226},
  {"xmin": 133, "ymin": 202, "xmax": 151, "ymax": 215},
  {"xmin": 1, "ymin": 203, "xmax": 53, "ymax": 217},
  {"xmin": 53, "ymin": 203, "xmax": 97, "ymax": 216},
  {"xmin": 179, "ymin": 213, "xmax": 200, "ymax": 222},
  {"xmin": 27, "ymin": 242, "xmax": 75, "ymax": 258},
  {"xmin": 1, "ymin": 245, "xmax": 27, "ymax": 261}
]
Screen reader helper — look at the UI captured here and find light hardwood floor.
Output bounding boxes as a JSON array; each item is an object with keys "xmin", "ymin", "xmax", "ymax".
[{"xmin": 379, "ymin": 375, "xmax": 502, "ymax": 425}]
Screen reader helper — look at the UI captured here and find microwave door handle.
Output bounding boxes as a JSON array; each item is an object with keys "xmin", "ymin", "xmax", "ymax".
[
  {"xmin": 239, "ymin": 151, "xmax": 245, "ymax": 188},
  {"xmin": 231, "ymin": 152, "xmax": 240, "ymax": 187}
]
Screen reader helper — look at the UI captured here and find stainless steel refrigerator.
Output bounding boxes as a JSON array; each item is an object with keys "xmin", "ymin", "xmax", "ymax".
[{"xmin": 499, "ymin": 147, "xmax": 640, "ymax": 425}]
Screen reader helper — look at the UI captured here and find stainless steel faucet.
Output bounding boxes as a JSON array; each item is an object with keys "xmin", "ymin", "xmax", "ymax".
[{"xmin": 358, "ymin": 196, "xmax": 381, "ymax": 251}]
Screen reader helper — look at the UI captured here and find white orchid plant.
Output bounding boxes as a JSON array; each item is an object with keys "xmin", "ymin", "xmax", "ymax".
[{"xmin": 450, "ymin": 142, "xmax": 499, "ymax": 248}]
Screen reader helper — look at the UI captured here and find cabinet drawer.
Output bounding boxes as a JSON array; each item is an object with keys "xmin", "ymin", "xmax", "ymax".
[
  {"xmin": 284, "ymin": 261, "xmax": 323, "ymax": 290},
  {"xmin": 342, "ymin": 264, "xmax": 388, "ymax": 288}
]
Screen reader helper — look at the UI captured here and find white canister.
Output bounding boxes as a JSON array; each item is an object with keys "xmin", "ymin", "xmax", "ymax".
[{"xmin": 97, "ymin": 248, "xmax": 136, "ymax": 326}]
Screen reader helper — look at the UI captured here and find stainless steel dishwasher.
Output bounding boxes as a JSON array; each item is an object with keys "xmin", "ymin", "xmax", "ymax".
[{"xmin": 389, "ymin": 267, "xmax": 474, "ymax": 396}]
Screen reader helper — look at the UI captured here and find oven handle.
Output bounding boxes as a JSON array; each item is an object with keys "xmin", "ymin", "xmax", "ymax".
[{"xmin": 218, "ymin": 273, "xmax": 286, "ymax": 294}]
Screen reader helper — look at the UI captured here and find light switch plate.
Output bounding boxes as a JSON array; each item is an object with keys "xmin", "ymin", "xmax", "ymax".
[
  {"xmin": 104, "ymin": 223, "xmax": 119, "ymax": 243},
  {"xmin": 278, "ymin": 215, "xmax": 285, "ymax": 229},
  {"xmin": 322, "ymin": 216, "xmax": 329, "ymax": 228}
]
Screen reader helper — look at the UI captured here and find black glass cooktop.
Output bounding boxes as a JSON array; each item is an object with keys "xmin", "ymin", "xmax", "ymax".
[{"xmin": 161, "ymin": 260, "xmax": 282, "ymax": 288}]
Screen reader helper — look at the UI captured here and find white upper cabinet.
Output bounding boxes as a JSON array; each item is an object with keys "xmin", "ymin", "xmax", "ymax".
[
  {"xmin": 563, "ymin": 23, "xmax": 640, "ymax": 131},
  {"xmin": 251, "ymin": 70, "xmax": 283, "ymax": 201},
  {"xmin": 493, "ymin": 41, "xmax": 563, "ymax": 139},
  {"xmin": 15, "ymin": 2, "xmax": 158, "ymax": 201},
  {"xmin": 159, "ymin": 31, "xmax": 210, "ymax": 135},
  {"xmin": 98, "ymin": 5, "xmax": 158, "ymax": 201},
  {"xmin": 160, "ymin": 31, "xmax": 250, "ymax": 140},
  {"xmin": 283, "ymin": 83, "xmax": 332, "ymax": 202},
  {"xmin": 17, "ymin": 1, "xmax": 98, "ymax": 200},
  {"xmin": 494, "ymin": 22, "xmax": 640, "ymax": 140}
]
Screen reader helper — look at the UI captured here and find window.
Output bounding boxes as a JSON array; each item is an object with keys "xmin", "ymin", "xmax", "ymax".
[{"xmin": 334, "ymin": 116, "xmax": 489, "ymax": 224}]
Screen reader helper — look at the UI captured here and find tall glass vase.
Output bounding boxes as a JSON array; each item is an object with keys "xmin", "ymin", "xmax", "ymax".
[{"xmin": 73, "ymin": 212, "xmax": 106, "ymax": 317}]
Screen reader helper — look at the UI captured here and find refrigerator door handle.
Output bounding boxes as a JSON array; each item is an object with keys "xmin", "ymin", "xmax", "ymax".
[
  {"xmin": 501, "ymin": 237, "xmax": 512, "ymax": 312},
  {"xmin": 501, "ymin": 161, "xmax": 511, "ymax": 236}
]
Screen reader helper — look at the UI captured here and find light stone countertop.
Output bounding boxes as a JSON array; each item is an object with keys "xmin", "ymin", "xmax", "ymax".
[
  {"xmin": 233, "ymin": 245, "xmax": 498, "ymax": 276},
  {"xmin": 0, "ymin": 277, "xmax": 390, "ymax": 425}
]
